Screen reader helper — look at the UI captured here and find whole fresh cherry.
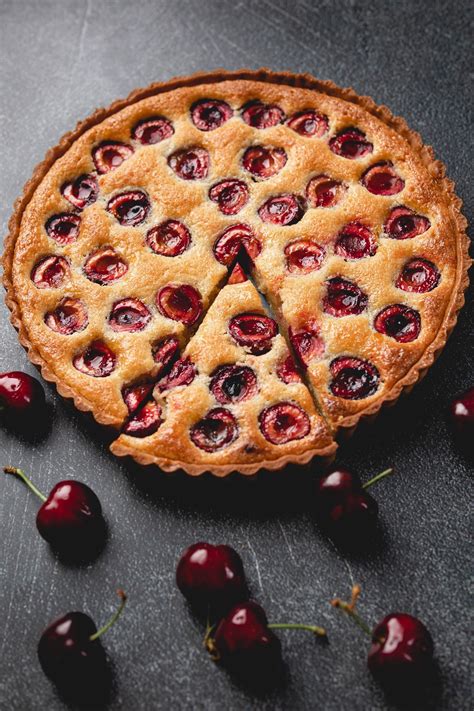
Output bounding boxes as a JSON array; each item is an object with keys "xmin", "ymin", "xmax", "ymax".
[
  {"xmin": 176, "ymin": 542, "xmax": 248, "ymax": 616},
  {"xmin": 0, "ymin": 371, "xmax": 47, "ymax": 431},
  {"xmin": 332, "ymin": 586, "xmax": 435, "ymax": 695},
  {"xmin": 449, "ymin": 387, "xmax": 474, "ymax": 450},
  {"xmin": 38, "ymin": 590, "xmax": 126, "ymax": 700},
  {"xmin": 4, "ymin": 467, "xmax": 106, "ymax": 557}
]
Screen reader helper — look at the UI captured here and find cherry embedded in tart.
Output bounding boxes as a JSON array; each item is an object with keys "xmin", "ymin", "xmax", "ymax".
[
  {"xmin": 242, "ymin": 146, "xmax": 287, "ymax": 180},
  {"xmin": 286, "ymin": 110, "xmax": 328, "ymax": 137},
  {"xmin": 107, "ymin": 191, "xmax": 150, "ymax": 226},
  {"xmin": 146, "ymin": 220, "xmax": 191, "ymax": 256},
  {"xmin": 132, "ymin": 116, "xmax": 174, "ymax": 144},
  {"xmin": 289, "ymin": 323, "xmax": 324, "ymax": 367},
  {"xmin": 329, "ymin": 128, "xmax": 373, "ymax": 159},
  {"xmin": 241, "ymin": 100, "xmax": 285, "ymax": 128},
  {"xmin": 210, "ymin": 365, "xmax": 258, "ymax": 404},
  {"xmin": 229, "ymin": 312, "xmax": 278, "ymax": 354},
  {"xmin": 276, "ymin": 354, "xmax": 301, "ymax": 384},
  {"xmin": 152, "ymin": 336, "xmax": 180, "ymax": 371},
  {"xmin": 168, "ymin": 147, "xmax": 209, "ymax": 180},
  {"xmin": 83, "ymin": 246, "xmax": 128, "ymax": 284},
  {"xmin": 396, "ymin": 258, "xmax": 440, "ymax": 293},
  {"xmin": 335, "ymin": 222, "xmax": 376, "ymax": 260},
  {"xmin": 323, "ymin": 277, "xmax": 368, "ymax": 317},
  {"xmin": 123, "ymin": 400, "xmax": 162, "ymax": 437},
  {"xmin": 191, "ymin": 99, "xmax": 233, "ymax": 131},
  {"xmin": 384, "ymin": 206, "xmax": 431, "ymax": 240},
  {"xmin": 258, "ymin": 194, "xmax": 305, "ymax": 225},
  {"xmin": 45, "ymin": 214, "xmax": 81, "ymax": 245},
  {"xmin": 209, "ymin": 179, "xmax": 249, "ymax": 215},
  {"xmin": 61, "ymin": 174, "xmax": 98, "ymax": 210},
  {"xmin": 329, "ymin": 356, "xmax": 379, "ymax": 399},
  {"xmin": 190, "ymin": 408, "xmax": 239, "ymax": 452},
  {"xmin": 306, "ymin": 175, "xmax": 347, "ymax": 208},
  {"xmin": 374, "ymin": 304, "xmax": 421, "ymax": 342},
  {"xmin": 73, "ymin": 341, "xmax": 116, "ymax": 377},
  {"xmin": 31, "ymin": 255, "xmax": 70, "ymax": 289},
  {"xmin": 285, "ymin": 239, "xmax": 325, "ymax": 274},
  {"xmin": 92, "ymin": 141, "xmax": 134, "ymax": 174},
  {"xmin": 108, "ymin": 298, "xmax": 151, "ymax": 333},
  {"xmin": 259, "ymin": 402, "xmax": 310, "ymax": 444},
  {"xmin": 45, "ymin": 298, "xmax": 88, "ymax": 335},
  {"xmin": 213, "ymin": 224, "xmax": 262, "ymax": 266},
  {"xmin": 122, "ymin": 381, "xmax": 154, "ymax": 414},
  {"xmin": 157, "ymin": 357, "xmax": 196, "ymax": 391},
  {"xmin": 362, "ymin": 162, "xmax": 404, "ymax": 196},
  {"xmin": 157, "ymin": 284, "xmax": 203, "ymax": 325}
]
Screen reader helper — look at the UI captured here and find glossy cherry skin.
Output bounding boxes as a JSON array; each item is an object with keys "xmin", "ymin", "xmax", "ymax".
[
  {"xmin": 132, "ymin": 116, "xmax": 174, "ymax": 144},
  {"xmin": 329, "ymin": 356, "xmax": 379, "ymax": 400},
  {"xmin": 0, "ymin": 372, "xmax": 46, "ymax": 416},
  {"xmin": 316, "ymin": 468, "xmax": 378, "ymax": 536},
  {"xmin": 190, "ymin": 408, "xmax": 239, "ymax": 452},
  {"xmin": 123, "ymin": 400, "xmax": 162, "ymax": 438},
  {"xmin": 176, "ymin": 542, "xmax": 248, "ymax": 616},
  {"xmin": 449, "ymin": 387, "xmax": 474, "ymax": 442},
  {"xmin": 31, "ymin": 255, "xmax": 70, "ymax": 289},
  {"xmin": 287, "ymin": 110, "xmax": 328, "ymax": 137},
  {"xmin": 241, "ymin": 101, "xmax": 285, "ymax": 128},
  {"xmin": 36, "ymin": 481, "xmax": 104, "ymax": 551},
  {"xmin": 191, "ymin": 99, "xmax": 233, "ymax": 131},
  {"xmin": 368, "ymin": 613, "xmax": 434, "ymax": 689},
  {"xmin": 329, "ymin": 128, "xmax": 373, "ymax": 159}
]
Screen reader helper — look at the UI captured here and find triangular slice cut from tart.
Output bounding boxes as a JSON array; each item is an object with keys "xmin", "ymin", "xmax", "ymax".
[{"xmin": 110, "ymin": 265, "xmax": 336, "ymax": 475}]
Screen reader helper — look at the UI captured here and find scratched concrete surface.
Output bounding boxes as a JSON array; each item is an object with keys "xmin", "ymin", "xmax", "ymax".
[{"xmin": 0, "ymin": 0, "xmax": 472, "ymax": 709}]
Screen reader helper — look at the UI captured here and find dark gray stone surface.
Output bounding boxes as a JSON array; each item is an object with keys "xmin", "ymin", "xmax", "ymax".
[{"xmin": 0, "ymin": 0, "xmax": 472, "ymax": 709}]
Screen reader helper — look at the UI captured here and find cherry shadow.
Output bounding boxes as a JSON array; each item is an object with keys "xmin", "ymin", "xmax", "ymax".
[
  {"xmin": 0, "ymin": 400, "xmax": 54, "ymax": 444},
  {"xmin": 52, "ymin": 656, "xmax": 116, "ymax": 709}
]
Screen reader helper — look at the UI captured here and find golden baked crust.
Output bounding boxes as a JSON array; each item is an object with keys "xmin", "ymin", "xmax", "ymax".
[{"xmin": 3, "ymin": 69, "xmax": 470, "ymax": 473}]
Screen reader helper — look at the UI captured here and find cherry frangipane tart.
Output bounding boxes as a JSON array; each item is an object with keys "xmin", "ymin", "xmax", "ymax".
[{"xmin": 3, "ymin": 70, "xmax": 469, "ymax": 474}]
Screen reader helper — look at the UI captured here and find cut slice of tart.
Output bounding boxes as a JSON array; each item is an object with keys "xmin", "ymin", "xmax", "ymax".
[{"xmin": 110, "ymin": 266, "xmax": 336, "ymax": 475}]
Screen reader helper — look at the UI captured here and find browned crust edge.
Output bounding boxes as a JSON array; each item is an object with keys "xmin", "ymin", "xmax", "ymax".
[{"xmin": 3, "ymin": 68, "xmax": 471, "ymax": 476}]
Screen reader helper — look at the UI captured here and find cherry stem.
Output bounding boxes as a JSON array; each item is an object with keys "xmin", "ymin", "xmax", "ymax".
[
  {"xmin": 89, "ymin": 590, "xmax": 127, "ymax": 642},
  {"xmin": 363, "ymin": 467, "xmax": 393, "ymax": 490},
  {"xmin": 331, "ymin": 584, "xmax": 372, "ymax": 638},
  {"xmin": 3, "ymin": 466, "xmax": 47, "ymax": 502},
  {"xmin": 268, "ymin": 622, "xmax": 327, "ymax": 638}
]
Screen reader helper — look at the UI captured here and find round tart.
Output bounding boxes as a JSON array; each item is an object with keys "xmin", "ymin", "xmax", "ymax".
[{"xmin": 3, "ymin": 69, "xmax": 469, "ymax": 476}]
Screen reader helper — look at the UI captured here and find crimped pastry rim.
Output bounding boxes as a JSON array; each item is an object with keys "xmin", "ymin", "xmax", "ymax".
[{"xmin": 2, "ymin": 68, "xmax": 470, "ymax": 476}]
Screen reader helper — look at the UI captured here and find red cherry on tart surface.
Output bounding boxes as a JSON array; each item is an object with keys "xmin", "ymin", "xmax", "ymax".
[
  {"xmin": 146, "ymin": 219, "xmax": 191, "ymax": 256},
  {"xmin": 191, "ymin": 99, "xmax": 233, "ymax": 131},
  {"xmin": 241, "ymin": 100, "xmax": 285, "ymax": 128},
  {"xmin": 259, "ymin": 402, "xmax": 310, "ymax": 444},
  {"xmin": 73, "ymin": 340, "xmax": 116, "ymax": 377},
  {"xmin": 287, "ymin": 110, "xmax": 329, "ymax": 137},
  {"xmin": 61, "ymin": 174, "xmax": 98, "ymax": 210},
  {"xmin": 213, "ymin": 224, "xmax": 262, "ymax": 266},
  {"xmin": 168, "ymin": 147, "xmax": 209, "ymax": 180},
  {"xmin": 92, "ymin": 141, "xmax": 133, "ymax": 174},
  {"xmin": 229, "ymin": 312, "xmax": 278, "ymax": 354},
  {"xmin": 176, "ymin": 542, "xmax": 248, "ymax": 615},
  {"xmin": 396, "ymin": 258, "xmax": 440, "ymax": 293},
  {"xmin": 242, "ymin": 145, "xmax": 287, "ymax": 180},
  {"xmin": 285, "ymin": 239, "xmax": 325, "ymax": 274},
  {"xmin": 132, "ymin": 116, "xmax": 174, "ymax": 144},
  {"xmin": 323, "ymin": 277, "xmax": 368, "ymax": 317},
  {"xmin": 276, "ymin": 353, "xmax": 301, "ymax": 384},
  {"xmin": 329, "ymin": 128, "xmax": 373, "ymax": 159},
  {"xmin": 44, "ymin": 298, "xmax": 88, "ymax": 335},
  {"xmin": 361, "ymin": 162, "xmax": 405, "ymax": 196},
  {"xmin": 45, "ymin": 213, "xmax": 81, "ymax": 245},
  {"xmin": 156, "ymin": 357, "xmax": 196, "ymax": 392},
  {"xmin": 108, "ymin": 298, "xmax": 151, "ymax": 333},
  {"xmin": 306, "ymin": 174, "xmax": 347, "ymax": 208},
  {"xmin": 289, "ymin": 323, "xmax": 324, "ymax": 367},
  {"xmin": 210, "ymin": 365, "xmax": 258, "ymax": 404},
  {"xmin": 31, "ymin": 255, "xmax": 70, "ymax": 289},
  {"xmin": 122, "ymin": 381, "xmax": 154, "ymax": 414},
  {"xmin": 374, "ymin": 304, "xmax": 421, "ymax": 342},
  {"xmin": 384, "ymin": 206, "xmax": 431, "ymax": 239},
  {"xmin": 190, "ymin": 408, "xmax": 239, "ymax": 452},
  {"xmin": 123, "ymin": 400, "xmax": 162, "ymax": 438},
  {"xmin": 329, "ymin": 356, "xmax": 379, "ymax": 400},
  {"xmin": 209, "ymin": 179, "xmax": 249, "ymax": 215},
  {"xmin": 449, "ymin": 387, "xmax": 474, "ymax": 442},
  {"xmin": 0, "ymin": 372, "xmax": 46, "ymax": 417},
  {"xmin": 83, "ymin": 246, "xmax": 128, "ymax": 284},
  {"xmin": 258, "ymin": 194, "xmax": 306, "ymax": 225},
  {"xmin": 335, "ymin": 222, "xmax": 376, "ymax": 260},
  {"xmin": 106, "ymin": 190, "xmax": 150, "ymax": 226},
  {"xmin": 152, "ymin": 335, "xmax": 180, "ymax": 372},
  {"xmin": 156, "ymin": 284, "xmax": 203, "ymax": 325}
]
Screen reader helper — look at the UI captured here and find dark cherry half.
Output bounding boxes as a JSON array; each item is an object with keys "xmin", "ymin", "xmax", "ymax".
[
  {"xmin": 361, "ymin": 162, "xmax": 404, "ymax": 196},
  {"xmin": 213, "ymin": 224, "xmax": 262, "ymax": 266},
  {"xmin": 157, "ymin": 357, "xmax": 196, "ymax": 391},
  {"xmin": 146, "ymin": 220, "xmax": 191, "ymax": 256},
  {"xmin": 73, "ymin": 341, "xmax": 117, "ymax": 377},
  {"xmin": 323, "ymin": 277, "xmax": 368, "ymax": 317},
  {"xmin": 132, "ymin": 116, "xmax": 174, "ymax": 145},
  {"xmin": 152, "ymin": 336, "xmax": 180, "ymax": 371},
  {"xmin": 209, "ymin": 179, "xmax": 249, "ymax": 215},
  {"xmin": 83, "ymin": 246, "xmax": 128, "ymax": 284},
  {"xmin": 287, "ymin": 110, "xmax": 329, "ymax": 138},
  {"xmin": 242, "ymin": 146, "xmax": 287, "ymax": 180},
  {"xmin": 289, "ymin": 323, "xmax": 324, "ymax": 367},
  {"xmin": 258, "ymin": 194, "xmax": 306, "ymax": 226},
  {"xmin": 168, "ymin": 147, "xmax": 209, "ymax": 180},
  {"xmin": 306, "ymin": 174, "xmax": 347, "ymax": 208},
  {"xmin": 108, "ymin": 298, "xmax": 151, "ymax": 333},
  {"xmin": 329, "ymin": 128, "xmax": 373, "ymax": 159},
  {"xmin": 123, "ymin": 400, "xmax": 162, "ymax": 438},
  {"xmin": 45, "ymin": 214, "xmax": 81, "ymax": 245},
  {"xmin": 374, "ymin": 304, "xmax": 421, "ymax": 343},
  {"xmin": 330, "ymin": 356, "xmax": 379, "ymax": 399},
  {"xmin": 191, "ymin": 99, "xmax": 233, "ymax": 131},
  {"xmin": 276, "ymin": 353, "xmax": 301, "ymax": 384},
  {"xmin": 241, "ymin": 100, "xmax": 285, "ymax": 129},
  {"xmin": 396, "ymin": 258, "xmax": 440, "ymax": 293},
  {"xmin": 229, "ymin": 312, "xmax": 278, "ymax": 354},
  {"xmin": 106, "ymin": 191, "xmax": 150, "ymax": 226},
  {"xmin": 31, "ymin": 256, "xmax": 70, "ymax": 289},
  {"xmin": 259, "ymin": 402, "xmax": 310, "ymax": 444},
  {"xmin": 384, "ymin": 206, "xmax": 431, "ymax": 240},
  {"xmin": 61, "ymin": 174, "xmax": 98, "ymax": 210},
  {"xmin": 285, "ymin": 239, "xmax": 325, "ymax": 274},
  {"xmin": 122, "ymin": 381, "xmax": 154, "ymax": 414},
  {"xmin": 210, "ymin": 365, "xmax": 258, "ymax": 404},
  {"xmin": 45, "ymin": 298, "xmax": 88, "ymax": 335},
  {"xmin": 92, "ymin": 141, "xmax": 134, "ymax": 174},
  {"xmin": 156, "ymin": 284, "xmax": 203, "ymax": 325},
  {"xmin": 190, "ymin": 408, "xmax": 239, "ymax": 452},
  {"xmin": 335, "ymin": 222, "xmax": 377, "ymax": 260}
]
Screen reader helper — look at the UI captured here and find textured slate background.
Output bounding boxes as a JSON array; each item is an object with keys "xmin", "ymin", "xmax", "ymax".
[{"xmin": 0, "ymin": 1, "xmax": 472, "ymax": 709}]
